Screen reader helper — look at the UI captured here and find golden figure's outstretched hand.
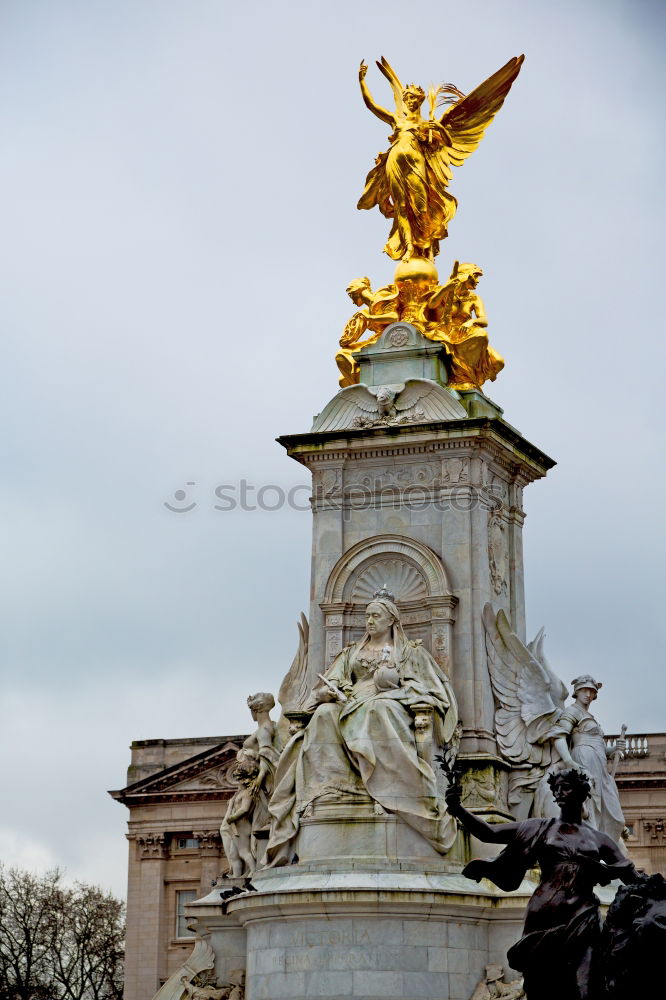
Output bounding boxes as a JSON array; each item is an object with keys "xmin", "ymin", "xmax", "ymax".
[
  {"xmin": 359, "ymin": 60, "xmax": 368, "ymax": 81},
  {"xmin": 357, "ymin": 55, "xmax": 524, "ymax": 261}
]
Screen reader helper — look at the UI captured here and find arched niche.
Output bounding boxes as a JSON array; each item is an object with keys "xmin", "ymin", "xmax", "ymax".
[{"xmin": 320, "ymin": 534, "xmax": 458, "ymax": 673}]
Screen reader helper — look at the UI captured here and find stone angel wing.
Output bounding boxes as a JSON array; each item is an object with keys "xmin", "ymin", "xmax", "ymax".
[
  {"xmin": 440, "ymin": 55, "xmax": 524, "ymax": 168},
  {"xmin": 278, "ymin": 612, "xmax": 310, "ymax": 714},
  {"xmin": 483, "ymin": 602, "xmax": 567, "ymax": 767},
  {"xmin": 150, "ymin": 939, "xmax": 215, "ymax": 1000},
  {"xmin": 375, "ymin": 55, "xmax": 406, "ymax": 116}
]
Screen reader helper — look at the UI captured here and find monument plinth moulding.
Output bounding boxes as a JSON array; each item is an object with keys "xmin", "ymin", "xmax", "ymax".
[{"xmin": 133, "ymin": 53, "xmax": 652, "ymax": 1000}]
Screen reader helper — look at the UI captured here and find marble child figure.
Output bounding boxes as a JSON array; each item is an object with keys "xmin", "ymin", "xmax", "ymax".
[
  {"xmin": 220, "ymin": 692, "xmax": 280, "ymax": 876},
  {"xmin": 267, "ymin": 595, "xmax": 459, "ymax": 865},
  {"xmin": 219, "ymin": 762, "xmax": 257, "ymax": 878},
  {"xmin": 446, "ymin": 768, "xmax": 640, "ymax": 1000}
]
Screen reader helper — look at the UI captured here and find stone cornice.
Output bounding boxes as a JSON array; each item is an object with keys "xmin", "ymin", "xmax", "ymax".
[
  {"xmin": 277, "ymin": 417, "xmax": 556, "ymax": 483},
  {"xmin": 108, "ymin": 738, "xmax": 245, "ymax": 807},
  {"xmin": 615, "ymin": 775, "xmax": 666, "ymax": 790}
]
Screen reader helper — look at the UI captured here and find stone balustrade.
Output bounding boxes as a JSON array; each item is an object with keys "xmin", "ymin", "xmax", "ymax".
[{"xmin": 605, "ymin": 733, "xmax": 650, "ymax": 759}]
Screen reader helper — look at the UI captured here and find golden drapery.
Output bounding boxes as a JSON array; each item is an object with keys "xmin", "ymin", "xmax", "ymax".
[{"xmin": 358, "ymin": 122, "xmax": 458, "ymax": 261}]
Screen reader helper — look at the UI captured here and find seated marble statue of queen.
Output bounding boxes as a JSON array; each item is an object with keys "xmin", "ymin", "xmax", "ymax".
[{"xmin": 266, "ymin": 592, "xmax": 459, "ymax": 865}]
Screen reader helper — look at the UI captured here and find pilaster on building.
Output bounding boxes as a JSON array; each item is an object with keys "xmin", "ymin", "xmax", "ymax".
[
  {"xmin": 110, "ymin": 736, "xmax": 244, "ymax": 1000},
  {"xmin": 111, "ymin": 729, "xmax": 666, "ymax": 1000}
]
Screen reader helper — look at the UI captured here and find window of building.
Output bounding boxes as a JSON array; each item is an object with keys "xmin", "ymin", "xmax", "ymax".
[
  {"xmin": 176, "ymin": 837, "xmax": 199, "ymax": 849},
  {"xmin": 175, "ymin": 889, "xmax": 197, "ymax": 938}
]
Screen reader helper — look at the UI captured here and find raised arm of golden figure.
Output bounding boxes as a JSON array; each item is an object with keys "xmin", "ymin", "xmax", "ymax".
[{"xmin": 358, "ymin": 60, "xmax": 395, "ymax": 127}]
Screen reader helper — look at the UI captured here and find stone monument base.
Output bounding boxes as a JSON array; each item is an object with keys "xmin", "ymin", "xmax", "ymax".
[
  {"xmin": 294, "ymin": 790, "xmax": 466, "ymax": 869},
  {"xmin": 188, "ymin": 863, "xmax": 533, "ymax": 1000}
]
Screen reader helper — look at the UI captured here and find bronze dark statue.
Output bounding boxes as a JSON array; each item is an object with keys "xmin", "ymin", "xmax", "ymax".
[
  {"xmin": 602, "ymin": 871, "xmax": 666, "ymax": 999},
  {"xmin": 445, "ymin": 769, "xmax": 640, "ymax": 1000}
]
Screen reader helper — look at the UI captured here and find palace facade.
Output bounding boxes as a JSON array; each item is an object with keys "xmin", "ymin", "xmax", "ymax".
[{"xmin": 110, "ymin": 730, "xmax": 666, "ymax": 1000}]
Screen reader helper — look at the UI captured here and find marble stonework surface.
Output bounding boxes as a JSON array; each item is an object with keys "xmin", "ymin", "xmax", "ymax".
[
  {"xmin": 278, "ymin": 416, "xmax": 554, "ymax": 774},
  {"xmin": 177, "ymin": 318, "xmax": 555, "ymax": 998},
  {"xmin": 187, "ymin": 402, "xmax": 554, "ymax": 998},
  {"xmin": 186, "ymin": 862, "xmax": 534, "ymax": 1000}
]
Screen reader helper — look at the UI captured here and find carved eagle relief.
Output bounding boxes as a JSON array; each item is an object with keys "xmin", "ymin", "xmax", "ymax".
[{"xmin": 312, "ymin": 378, "xmax": 466, "ymax": 432}]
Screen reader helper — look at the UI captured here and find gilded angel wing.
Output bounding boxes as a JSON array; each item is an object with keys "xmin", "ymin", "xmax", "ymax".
[
  {"xmin": 440, "ymin": 55, "xmax": 524, "ymax": 167},
  {"xmin": 376, "ymin": 55, "xmax": 406, "ymax": 116},
  {"xmin": 483, "ymin": 602, "xmax": 566, "ymax": 766}
]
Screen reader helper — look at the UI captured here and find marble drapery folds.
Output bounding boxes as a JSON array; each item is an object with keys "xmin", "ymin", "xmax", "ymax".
[
  {"xmin": 266, "ymin": 612, "xmax": 458, "ymax": 865},
  {"xmin": 534, "ymin": 702, "xmax": 626, "ymax": 843}
]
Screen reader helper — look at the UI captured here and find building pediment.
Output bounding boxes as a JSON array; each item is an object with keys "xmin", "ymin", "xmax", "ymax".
[{"xmin": 109, "ymin": 739, "xmax": 245, "ymax": 805}]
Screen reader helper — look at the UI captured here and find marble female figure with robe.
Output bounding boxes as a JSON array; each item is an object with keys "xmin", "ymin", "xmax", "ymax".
[
  {"xmin": 484, "ymin": 605, "xmax": 626, "ymax": 842},
  {"xmin": 536, "ymin": 675, "xmax": 625, "ymax": 842},
  {"xmin": 266, "ymin": 598, "xmax": 459, "ymax": 865}
]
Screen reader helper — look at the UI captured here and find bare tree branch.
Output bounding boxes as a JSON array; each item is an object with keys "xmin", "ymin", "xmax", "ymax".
[{"xmin": 0, "ymin": 865, "xmax": 124, "ymax": 1000}]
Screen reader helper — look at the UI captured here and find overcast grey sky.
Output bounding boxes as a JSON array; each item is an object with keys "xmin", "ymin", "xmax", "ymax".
[{"xmin": 1, "ymin": 0, "xmax": 664, "ymax": 897}]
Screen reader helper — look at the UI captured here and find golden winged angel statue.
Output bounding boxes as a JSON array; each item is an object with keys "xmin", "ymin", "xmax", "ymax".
[{"xmin": 357, "ymin": 55, "xmax": 524, "ymax": 261}]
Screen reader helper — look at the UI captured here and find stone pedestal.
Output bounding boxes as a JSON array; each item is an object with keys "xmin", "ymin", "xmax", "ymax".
[
  {"xmin": 209, "ymin": 865, "xmax": 532, "ymax": 1000},
  {"xmin": 186, "ymin": 882, "xmax": 247, "ymax": 988},
  {"xmin": 183, "ymin": 326, "xmax": 554, "ymax": 996},
  {"xmin": 293, "ymin": 791, "xmax": 465, "ymax": 869},
  {"xmin": 278, "ymin": 413, "xmax": 553, "ymax": 819}
]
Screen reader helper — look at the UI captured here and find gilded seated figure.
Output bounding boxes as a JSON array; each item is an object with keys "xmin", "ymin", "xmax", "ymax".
[
  {"xmin": 426, "ymin": 262, "xmax": 504, "ymax": 390},
  {"xmin": 266, "ymin": 593, "xmax": 459, "ymax": 866},
  {"xmin": 336, "ymin": 277, "xmax": 399, "ymax": 387},
  {"xmin": 337, "ymin": 258, "xmax": 504, "ymax": 391}
]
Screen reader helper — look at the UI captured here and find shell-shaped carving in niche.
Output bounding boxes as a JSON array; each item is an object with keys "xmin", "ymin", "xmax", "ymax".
[{"xmin": 349, "ymin": 558, "xmax": 428, "ymax": 604}]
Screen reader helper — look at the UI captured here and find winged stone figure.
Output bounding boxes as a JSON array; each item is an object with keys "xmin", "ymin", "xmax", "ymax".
[
  {"xmin": 311, "ymin": 378, "xmax": 466, "ymax": 433},
  {"xmin": 278, "ymin": 612, "xmax": 310, "ymax": 719},
  {"xmin": 148, "ymin": 939, "xmax": 216, "ymax": 1000},
  {"xmin": 358, "ymin": 55, "xmax": 524, "ymax": 261},
  {"xmin": 483, "ymin": 603, "xmax": 568, "ymax": 819}
]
